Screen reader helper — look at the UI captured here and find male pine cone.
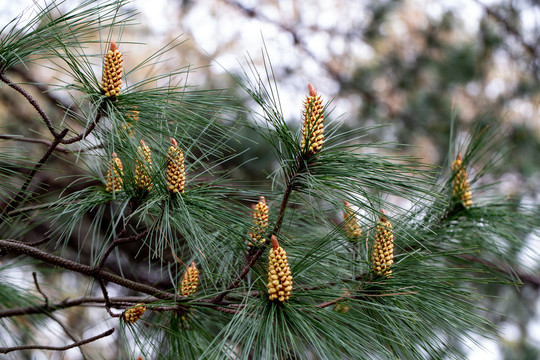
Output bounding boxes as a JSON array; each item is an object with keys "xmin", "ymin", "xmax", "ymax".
[
  {"xmin": 135, "ymin": 140, "xmax": 153, "ymax": 190},
  {"xmin": 123, "ymin": 303, "xmax": 146, "ymax": 324},
  {"xmin": 180, "ymin": 262, "xmax": 199, "ymax": 297},
  {"xmin": 101, "ymin": 41, "xmax": 123, "ymax": 98},
  {"xmin": 248, "ymin": 196, "xmax": 269, "ymax": 245},
  {"xmin": 343, "ymin": 200, "xmax": 362, "ymax": 239},
  {"xmin": 300, "ymin": 83, "xmax": 325, "ymax": 156},
  {"xmin": 166, "ymin": 138, "xmax": 185, "ymax": 194},
  {"xmin": 267, "ymin": 235, "xmax": 293, "ymax": 302},
  {"xmin": 105, "ymin": 152, "xmax": 123, "ymax": 192},
  {"xmin": 372, "ymin": 212, "xmax": 394, "ymax": 277},
  {"xmin": 452, "ymin": 153, "xmax": 473, "ymax": 209}
]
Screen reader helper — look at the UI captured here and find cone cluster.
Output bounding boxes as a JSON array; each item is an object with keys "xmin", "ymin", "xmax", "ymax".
[
  {"xmin": 343, "ymin": 200, "xmax": 362, "ymax": 239},
  {"xmin": 101, "ymin": 41, "xmax": 123, "ymax": 98},
  {"xmin": 135, "ymin": 140, "xmax": 153, "ymax": 191},
  {"xmin": 180, "ymin": 262, "xmax": 199, "ymax": 297},
  {"xmin": 372, "ymin": 212, "xmax": 394, "ymax": 277},
  {"xmin": 105, "ymin": 152, "xmax": 123, "ymax": 193},
  {"xmin": 248, "ymin": 196, "xmax": 269, "ymax": 245},
  {"xmin": 452, "ymin": 154, "xmax": 473, "ymax": 209},
  {"xmin": 301, "ymin": 83, "xmax": 325, "ymax": 156},
  {"xmin": 123, "ymin": 303, "xmax": 146, "ymax": 324},
  {"xmin": 267, "ymin": 235, "xmax": 293, "ymax": 302},
  {"xmin": 166, "ymin": 138, "xmax": 186, "ymax": 194}
]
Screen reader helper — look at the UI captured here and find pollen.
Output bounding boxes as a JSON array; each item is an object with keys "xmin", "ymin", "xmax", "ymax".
[
  {"xmin": 267, "ymin": 235, "xmax": 293, "ymax": 302},
  {"xmin": 105, "ymin": 152, "xmax": 123, "ymax": 193},
  {"xmin": 135, "ymin": 140, "xmax": 153, "ymax": 191},
  {"xmin": 452, "ymin": 153, "xmax": 473, "ymax": 209},
  {"xmin": 301, "ymin": 83, "xmax": 325, "ymax": 157},
  {"xmin": 343, "ymin": 200, "xmax": 362, "ymax": 239},
  {"xmin": 101, "ymin": 41, "xmax": 123, "ymax": 98},
  {"xmin": 180, "ymin": 262, "xmax": 199, "ymax": 297},
  {"xmin": 166, "ymin": 138, "xmax": 185, "ymax": 194},
  {"xmin": 248, "ymin": 196, "xmax": 269, "ymax": 245},
  {"xmin": 371, "ymin": 211, "xmax": 394, "ymax": 277},
  {"xmin": 123, "ymin": 303, "xmax": 146, "ymax": 324}
]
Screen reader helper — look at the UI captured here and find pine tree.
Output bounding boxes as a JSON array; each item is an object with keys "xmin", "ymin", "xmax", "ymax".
[{"xmin": 0, "ymin": 1, "xmax": 537, "ymax": 359}]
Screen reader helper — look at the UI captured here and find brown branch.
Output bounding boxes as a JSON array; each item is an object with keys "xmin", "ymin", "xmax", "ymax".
[
  {"xmin": 2, "ymin": 128, "xmax": 69, "ymax": 214},
  {"xmin": 97, "ymin": 229, "xmax": 149, "ymax": 269},
  {"xmin": 0, "ymin": 296, "xmax": 157, "ymax": 319},
  {"xmin": 0, "ymin": 134, "xmax": 104, "ymax": 153},
  {"xmin": 0, "ymin": 239, "xmax": 178, "ymax": 301},
  {"xmin": 0, "ymin": 328, "xmax": 114, "ymax": 354},
  {"xmin": 0, "ymin": 72, "xmax": 60, "ymax": 137},
  {"xmin": 98, "ymin": 279, "xmax": 121, "ymax": 318},
  {"xmin": 212, "ymin": 158, "xmax": 304, "ymax": 304}
]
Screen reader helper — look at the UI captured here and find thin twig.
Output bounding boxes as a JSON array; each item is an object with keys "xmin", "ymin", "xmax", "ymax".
[
  {"xmin": 0, "ymin": 296, "xmax": 158, "ymax": 318},
  {"xmin": 97, "ymin": 229, "xmax": 149, "ymax": 269},
  {"xmin": 0, "ymin": 72, "xmax": 60, "ymax": 137},
  {"xmin": 0, "ymin": 328, "xmax": 114, "ymax": 354},
  {"xmin": 98, "ymin": 279, "xmax": 120, "ymax": 317},
  {"xmin": 46, "ymin": 313, "xmax": 89, "ymax": 360},
  {"xmin": 2, "ymin": 128, "xmax": 69, "ymax": 214},
  {"xmin": 0, "ymin": 134, "xmax": 105, "ymax": 153},
  {"xmin": 0, "ymin": 240, "xmax": 178, "ymax": 300},
  {"xmin": 32, "ymin": 272, "xmax": 49, "ymax": 307}
]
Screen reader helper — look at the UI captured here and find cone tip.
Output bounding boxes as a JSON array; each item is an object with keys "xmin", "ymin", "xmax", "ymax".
[
  {"xmin": 457, "ymin": 153, "xmax": 462, "ymax": 161},
  {"xmin": 308, "ymin": 83, "xmax": 316, "ymax": 97},
  {"xmin": 110, "ymin": 40, "xmax": 118, "ymax": 51},
  {"xmin": 344, "ymin": 200, "xmax": 351, "ymax": 206},
  {"xmin": 259, "ymin": 195, "xmax": 265, "ymax": 203},
  {"xmin": 190, "ymin": 261, "xmax": 196, "ymax": 269},
  {"xmin": 271, "ymin": 235, "xmax": 279, "ymax": 250},
  {"xmin": 380, "ymin": 209, "xmax": 386, "ymax": 221},
  {"xmin": 140, "ymin": 139, "xmax": 146, "ymax": 146},
  {"xmin": 171, "ymin": 137, "xmax": 178, "ymax": 146},
  {"xmin": 112, "ymin": 152, "xmax": 118, "ymax": 157}
]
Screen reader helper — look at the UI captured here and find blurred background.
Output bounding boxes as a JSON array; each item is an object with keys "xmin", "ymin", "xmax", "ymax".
[{"xmin": 1, "ymin": 0, "xmax": 539, "ymax": 358}]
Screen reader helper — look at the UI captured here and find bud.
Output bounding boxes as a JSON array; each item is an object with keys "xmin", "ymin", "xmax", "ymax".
[
  {"xmin": 267, "ymin": 235, "xmax": 293, "ymax": 302},
  {"xmin": 105, "ymin": 152, "xmax": 123, "ymax": 193},
  {"xmin": 452, "ymin": 153, "xmax": 473, "ymax": 209},
  {"xmin": 123, "ymin": 303, "xmax": 146, "ymax": 324},
  {"xmin": 248, "ymin": 196, "xmax": 269, "ymax": 245},
  {"xmin": 166, "ymin": 138, "xmax": 185, "ymax": 194},
  {"xmin": 101, "ymin": 41, "xmax": 123, "ymax": 98},
  {"xmin": 300, "ymin": 83, "xmax": 325, "ymax": 156},
  {"xmin": 180, "ymin": 262, "xmax": 199, "ymax": 297},
  {"xmin": 135, "ymin": 140, "xmax": 152, "ymax": 191},
  {"xmin": 371, "ymin": 211, "xmax": 394, "ymax": 277},
  {"xmin": 343, "ymin": 200, "xmax": 362, "ymax": 239}
]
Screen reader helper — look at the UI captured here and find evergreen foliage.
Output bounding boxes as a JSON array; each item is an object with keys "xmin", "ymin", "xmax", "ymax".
[{"xmin": 0, "ymin": 1, "xmax": 538, "ymax": 359}]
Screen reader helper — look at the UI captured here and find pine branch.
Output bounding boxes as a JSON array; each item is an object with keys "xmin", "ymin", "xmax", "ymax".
[
  {"xmin": 0, "ymin": 328, "xmax": 114, "ymax": 354},
  {"xmin": 0, "ymin": 239, "xmax": 177, "ymax": 300}
]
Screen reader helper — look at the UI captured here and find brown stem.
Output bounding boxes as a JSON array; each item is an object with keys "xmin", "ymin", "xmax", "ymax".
[
  {"xmin": 212, "ymin": 157, "xmax": 304, "ymax": 304},
  {"xmin": 0, "ymin": 239, "xmax": 177, "ymax": 300},
  {"xmin": 32, "ymin": 272, "xmax": 49, "ymax": 307},
  {"xmin": 0, "ymin": 328, "xmax": 114, "ymax": 354}
]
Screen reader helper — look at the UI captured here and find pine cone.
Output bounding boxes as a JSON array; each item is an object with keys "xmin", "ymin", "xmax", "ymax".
[
  {"xmin": 105, "ymin": 152, "xmax": 123, "ymax": 193},
  {"xmin": 301, "ymin": 83, "xmax": 325, "ymax": 156},
  {"xmin": 101, "ymin": 41, "xmax": 123, "ymax": 98},
  {"xmin": 135, "ymin": 140, "xmax": 152, "ymax": 191},
  {"xmin": 166, "ymin": 138, "xmax": 185, "ymax": 194},
  {"xmin": 452, "ymin": 153, "xmax": 473, "ymax": 209},
  {"xmin": 123, "ymin": 303, "xmax": 146, "ymax": 324},
  {"xmin": 248, "ymin": 196, "xmax": 269, "ymax": 245},
  {"xmin": 180, "ymin": 262, "xmax": 199, "ymax": 297},
  {"xmin": 267, "ymin": 235, "xmax": 293, "ymax": 302},
  {"xmin": 371, "ymin": 211, "xmax": 394, "ymax": 277},
  {"xmin": 343, "ymin": 200, "xmax": 362, "ymax": 239},
  {"xmin": 121, "ymin": 108, "xmax": 139, "ymax": 137}
]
